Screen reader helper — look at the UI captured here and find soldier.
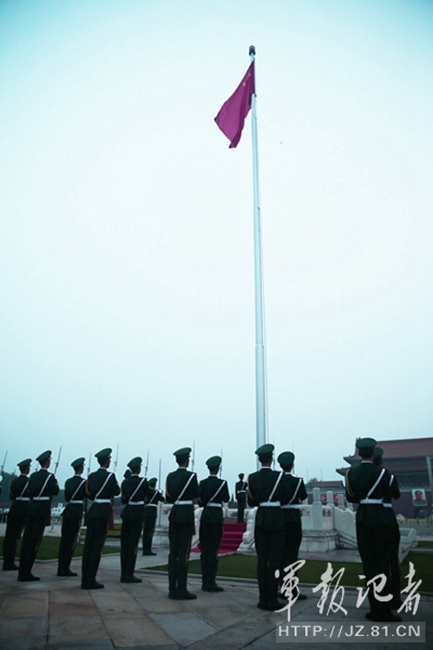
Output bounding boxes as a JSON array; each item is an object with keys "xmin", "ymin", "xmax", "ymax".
[
  {"xmin": 235, "ymin": 473, "xmax": 248, "ymax": 523},
  {"xmin": 248, "ymin": 443, "xmax": 286, "ymax": 611},
  {"xmin": 18, "ymin": 450, "xmax": 59, "ymax": 581},
  {"xmin": 142, "ymin": 477, "xmax": 164, "ymax": 556},
  {"xmin": 120, "ymin": 457, "xmax": 151, "ymax": 583},
  {"xmin": 373, "ymin": 447, "xmax": 402, "ymax": 609},
  {"xmin": 198, "ymin": 455, "xmax": 230, "ymax": 592},
  {"xmin": 165, "ymin": 446, "xmax": 199, "ymax": 600},
  {"xmin": 345, "ymin": 437, "xmax": 401, "ymax": 622},
  {"xmin": 278, "ymin": 451, "xmax": 308, "ymax": 600},
  {"xmin": 2, "ymin": 458, "xmax": 31, "ymax": 571},
  {"xmin": 57, "ymin": 457, "xmax": 86, "ymax": 577},
  {"xmin": 81, "ymin": 448, "xmax": 120, "ymax": 590}
]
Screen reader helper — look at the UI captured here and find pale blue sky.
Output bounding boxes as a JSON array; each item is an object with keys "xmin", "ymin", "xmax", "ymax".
[{"xmin": 1, "ymin": 0, "xmax": 432, "ymax": 491}]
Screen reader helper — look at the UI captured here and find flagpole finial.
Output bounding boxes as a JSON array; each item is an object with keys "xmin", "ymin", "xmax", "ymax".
[{"xmin": 249, "ymin": 45, "xmax": 256, "ymax": 56}]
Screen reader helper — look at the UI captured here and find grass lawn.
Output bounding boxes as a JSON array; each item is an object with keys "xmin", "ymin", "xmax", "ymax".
[
  {"xmin": 152, "ymin": 552, "xmax": 433, "ymax": 593},
  {"xmin": 0, "ymin": 536, "xmax": 119, "ymax": 561},
  {"xmin": 416, "ymin": 540, "xmax": 433, "ymax": 549}
]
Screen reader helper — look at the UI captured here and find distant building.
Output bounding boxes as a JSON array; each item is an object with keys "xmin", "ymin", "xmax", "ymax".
[{"xmin": 336, "ymin": 437, "xmax": 433, "ymax": 519}]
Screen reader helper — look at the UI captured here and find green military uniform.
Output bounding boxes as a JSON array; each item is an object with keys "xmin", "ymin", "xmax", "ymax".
[
  {"xmin": 19, "ymin": 451, "xmax": 59, "ymax": 581},
  {"xmin": 374, "ymin": 447, "xmax": 402, "ymax": 608},
  {"xmin": 166, "ymin": 447, "xmax": 199, "ymax": 599},
  {"xmin": 345, "ymin": 437, "xmax": 397, "ymax": 622},
  {"xmin": 235, "ymin": 473, "xmax": 248, "ymax": 523},
  {"xmin": 81, "ymin": 448, "xmax": 120, "ymax": 589},
  {"xmin": 248, "ymin": 444, "xmax": 287, "ymax": 611},
  {"xmin": 142, "ymin": 478, "xmax": 164, "ymax": 556},
  {"xmin": 57, "ymin": 457, "xmax": 86, "ymax": 577},
  {"xmin": 278, "ymin": 451, "xmax": 307, "ymax": 595},
  {"xmin": 120, "ymin": 457, "xmax": 151, "ymax": 582},
  {"xmin": 2, "ymin": 459, "xmax": 31, "ymax": 571},
  {"xmin": 199, "ymin": 456, "xmax": 230, "ymax": 592}
]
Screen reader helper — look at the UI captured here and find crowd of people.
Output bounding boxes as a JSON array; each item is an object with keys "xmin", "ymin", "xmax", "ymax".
[{"xmin": 1, "ymin": 437, "xmax": 402, "ymax": 622}]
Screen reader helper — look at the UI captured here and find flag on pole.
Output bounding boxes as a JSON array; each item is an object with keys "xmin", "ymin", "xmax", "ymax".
[{"xmin": 214, "ymin": 61, "xmax": 255, "ymax": 148}]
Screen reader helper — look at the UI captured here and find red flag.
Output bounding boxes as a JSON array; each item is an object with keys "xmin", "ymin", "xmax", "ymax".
[{"xmin": 214, "ymin": 62, "xmax": 255, "ymax": 148}]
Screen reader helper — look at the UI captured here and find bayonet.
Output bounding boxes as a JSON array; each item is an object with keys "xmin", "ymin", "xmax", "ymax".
[
  {"xmin": 113, "ymin": 445, "xmax": 119, "ymax": 473},
  {"xmin": 54, "ymin": 446, "xmax": 62, "ymax": 475}
]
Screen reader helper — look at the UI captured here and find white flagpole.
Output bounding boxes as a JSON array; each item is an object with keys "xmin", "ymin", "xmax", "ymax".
[{"xmin": 249, "ymin": 45, "xmax": 267, "ymax": 456}]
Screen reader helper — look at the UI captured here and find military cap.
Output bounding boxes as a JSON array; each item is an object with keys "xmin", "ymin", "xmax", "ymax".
[
  {"xmin": 95, "ymin": 448, "xmax": 112, "ymax": 460},
  {"xmin": 71, "ymin": 457, "xmax": 85, "ymax": 469},
  {"xmin": 278, "ymin": 451, "xmax": 295, "ymax": 466},
  {"xmin": 238, "ymin": 473, "xmax": 244, "ymax": 479},
  {"xmin": 255, "ymin": 443, "xmax": 274, "ymax": 455},
  {"xmin": 356, "ymin": 437, "xmax": 376, "ymax": 449},
  {"xmin": 173, "ymin": 447, "xmax": 191, "ymax": 456},
  {"xmin": 36, "ymin": 450, "xmax": 52, "ymax": 464},
  {"xmin": 127, "ymin": 456, "xmax": 142, "ymax": 470},
  {"xmin": 17, "ymin": 458, "xmax": 31, "ymax": 468},
  {"xmin": 148, "ymin": 477, "xmax": 157, "ymax": 486},
  {"xmin": 206, "ymin": 455, "xmax": 221, "ymax": 468},
  {"xmin": 374, "ymin": 447, "xmax": 383, "ymax": 458}
]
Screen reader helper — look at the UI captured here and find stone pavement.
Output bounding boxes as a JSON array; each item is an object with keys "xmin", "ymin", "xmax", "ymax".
[{"xmin": 0, "ymin": 549, "xmax": 432, "ymax": 650}]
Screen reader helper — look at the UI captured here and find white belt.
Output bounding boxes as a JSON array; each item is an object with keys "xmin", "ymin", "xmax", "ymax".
[
  {"xmin": 237, "ymin": 490, "xmax": 246, "ymax": 493},
  {"xmin": 69, "ymin": 500, "xmax": 84, "ymax": 504},
  {"xmin": 206, "ymin": 503, "xmax": 222, "ymax": 508},
  {"xmin": 360, "ymin": 498, "xmax": 382, "ymax": 504},
  {"xmin": 16, "ymin": 497, "xmax": 30, "ymax": 501},
  {"xmin": 93, "ymin": 499, "xmax": 111, "ymax": 503},
  {"xmin": 146, "ymin": 503, "xmax": 158, "ymax": 507},
  {"xmin": 259, "ymin": 501, "xmax": 280, "ymax": 507},
  {"xmin": 175, "ymin": 500, "xmax": 193, "ymax": 505},
  {"xmin": 384, "ymin": 503, "xmax": 393, "ymax": 508},
  {"xmin": 33, "ymin": 496, "xmax": 50, "ymax": 501},
  {"xmin": 129, "ymin": 500, "xmax": 144, "ymax": 505},
  {"xmin": 281, "ymin": 504, "xmax": 300, "ymax": 509}
]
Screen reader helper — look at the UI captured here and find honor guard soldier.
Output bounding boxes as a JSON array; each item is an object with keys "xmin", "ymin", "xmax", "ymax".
[
  {"xmin": 165, "ymin": 446, "xmax": 199, "ymax": 600},
  {"xmin": 373, "ymin": 447, "xmax": 402, "ymax": 609},
  {"xmin": 235, "ymin": 473, "xmax": 248, "ymax": 523},
  {"xmin": 57, "ymin": 457, "xmax": 86, "ymax": 577},
  {"xmin": 278, "ymin": 451, "xmax": 308, "ymax": 600},
  {"xmin": 142, "ymin": 477, "xmax": 164, "ymax": 556},
  {"xmin": 18, "ymin": 450, "xmax": 59, "ymax": 581},
  {"xmin": 2, "ymin": 458, "xmax": 32, "ymax": 571},
  {"xmin": 248, "ymin": 443, "xmax": 286, "ymax": 611},
  {"xmin": 345, "ymin": 437, "xmax": 401, "ymax": 622},
  {"xmin": 81, "ymin": 447, "xmax": 120, "ymax": 590},
  {"xmin": 199, "ymin": 455, "xmax": 230, "ymax": 592},
  {"xmin": 120, "ymin": 457, "xmax": 151, "ymax": 583}
]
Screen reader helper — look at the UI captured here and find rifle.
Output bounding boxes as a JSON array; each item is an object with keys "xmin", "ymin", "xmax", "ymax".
[
  {"xmin": 0, "ymin": 450, "xmax": 7, "ymax": 483},
  {"xmin": 84, "ymin": 452, "xmax": 91, "ymax": 526},
  {"xmin": 219, "ymin": 448, "xmax": 223, "ymax": 478},
  {"xmin": 110, "ymin": 445, "xmax": 119, "ymax": 529},
  {"xmin": 144, "ymin": 450, "xmax": 149, "ymax": 478},
  {"xmin": 47, "ymin": 446, "xmax": 62, "ymax": 526},
  {"xmin": 191, "ymin": 440, "xmax": 195, "ymax": 472}
]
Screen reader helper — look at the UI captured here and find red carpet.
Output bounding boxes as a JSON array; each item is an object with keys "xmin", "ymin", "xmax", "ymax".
[{"xmin": 192, "ymin": 521, "xmax": 246, "ymax": 554}]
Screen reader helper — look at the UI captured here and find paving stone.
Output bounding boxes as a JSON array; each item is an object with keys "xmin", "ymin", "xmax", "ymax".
[
  {"xmin": 48, "ymin": 614, "xmax": 108, "ymax": 641},
  {"xmin": 102, "ymin": 612, "xmax": 175, "ymax": 647},
  {"xmin": 0, "ymin": 636, "xmax": 46, "ymax": 650},
  {"xmin": 0, "ymin": 591, "xmax": 49, "ymax": 616},
  {"xmin": 0, "ymin": 615, "xmax": 48, "ymax": 639},
  {"xmin": 187, "ymin": 614, "xmax": 276, "ymax": 650},
  {"xmin": 46, "ymin": 640, "xmax": 114, "ymax": 650},
  {"xmin": 49, "ymin": 588, "xmax": 97, "ymax": 617},
  {"xmin": 150, "ymin": 612, "xmax": 217, "ymax": 646},
  {"xmin": 91, "ymin": 590, "xmax": 145, "ymax": 616}
]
